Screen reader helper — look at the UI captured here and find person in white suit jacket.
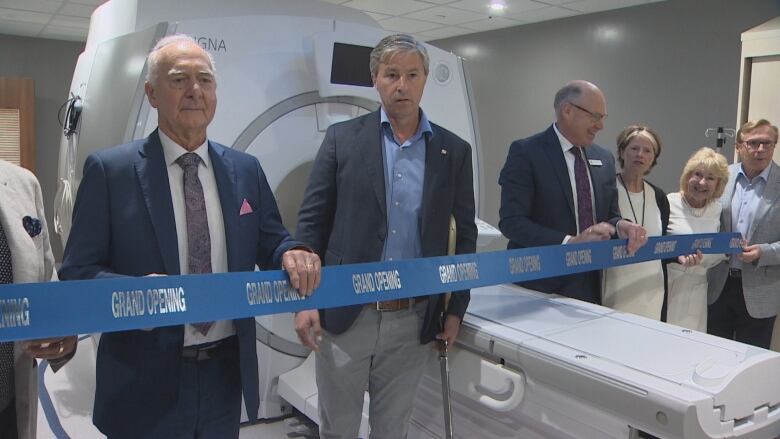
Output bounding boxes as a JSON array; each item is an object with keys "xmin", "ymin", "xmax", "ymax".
[{"xmin": 0, "ymin": 159, "xmax": 76, "ymax": 439}]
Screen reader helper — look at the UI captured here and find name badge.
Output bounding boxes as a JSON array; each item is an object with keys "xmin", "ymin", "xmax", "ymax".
[{"xmin": 588, "ymin": 159, "xmax": 603, "ymax": 166}]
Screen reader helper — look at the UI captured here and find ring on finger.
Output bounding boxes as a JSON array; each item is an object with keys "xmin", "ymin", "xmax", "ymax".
[{"xmin": 57, "ymin": 342, "xmax": 64, "ymax": 355}]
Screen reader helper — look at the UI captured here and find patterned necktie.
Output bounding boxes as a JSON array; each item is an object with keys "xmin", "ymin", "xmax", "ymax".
[
  {"xmin": 0, "ymin": 221, "xmax": 15, "ymax": 411},
  {"xmin": 177, "ymin": 153, "xmax": 213, "ymax": 336},
  {"xmin": 572, "ymin": 146, "xmax": 594, "ymax": 232}
]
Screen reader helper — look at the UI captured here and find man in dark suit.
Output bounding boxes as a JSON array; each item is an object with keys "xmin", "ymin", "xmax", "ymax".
[
  {"xmin": 293, "ymin": 34, "xmax": 477, "ymax": 438},
  {"xmin": 499, "ymin": 80, "xmax": 646, "ymax": 304},
  {"xmin": 59, "ymin": 35, "xmax": 320, "ymax": 438}
]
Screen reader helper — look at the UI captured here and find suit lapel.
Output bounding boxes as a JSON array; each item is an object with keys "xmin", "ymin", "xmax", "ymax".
[
  {"xmin": 209, "ymin": 142, "xmax": 240, "ymax": 272},
  {"xmin": 720, "ymin": 165, "xmax": 738, "ymax": 233},
  {"xmin": 421, "ymin": 128, "xmax": 445, "ymax": 243},
  {"xmin": 135, "ymin": 130, "xmax": 180, "ymax": 275},
  {"xmin": 0, "ymin": 172, "xmax": 38, "ymax": 283},
  {"xmin": 360, "ymin": 111, "xmax": 387, "ymax": 220},
  {"xmin": 749, "ymin": 162, "xmax": 780, "ymax": 240},
  {"xmin": 541, "ymin": 127, "xmax": 575, "ymax": 219}
]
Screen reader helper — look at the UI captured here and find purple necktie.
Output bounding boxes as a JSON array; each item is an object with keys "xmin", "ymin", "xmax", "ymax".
[
  {"xmin": 177, "ymin": 153, "xmax": 213, "ymax": 336},
  {"xmin": 0, "ymin": 221, "xmax": 15, "ymax": 410},
  {"xmin": 572, "ymin": 146, "xmax": 594, "ymax": 232}
]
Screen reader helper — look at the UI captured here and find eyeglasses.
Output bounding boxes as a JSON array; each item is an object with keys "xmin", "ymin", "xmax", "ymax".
[
  {"xmin": 569, "ymin": 102, "xmax": 607, "ymax": 123},
  {"xmin": 741, "ymin": 139, "xmax": 777, "ymax": 150}
]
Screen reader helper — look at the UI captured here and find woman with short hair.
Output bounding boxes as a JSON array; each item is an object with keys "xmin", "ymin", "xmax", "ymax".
[{"xmin": 602, "ymin": 125, "xmax": 670, "ymax": 319}]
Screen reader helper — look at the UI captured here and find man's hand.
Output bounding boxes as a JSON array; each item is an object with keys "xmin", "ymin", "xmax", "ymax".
[
  {"xmin": 282, "ymin": 249, "xmax": 321, "ymax": 296},
  {"xmin": 23, "ymin": 336, "xmax": 77, "ymax": 360},
  {"xmin": 677, "ymin": 250, "xmax": 704, "ymax": 267},
  {"xmin": 740, "ymin": 244, "xmax": 762, "ymax": 264},
  {"xmin": 294, "ymin": 310, "xmax": 322, "ymax": 351},
  {"xmin": 435, "ymin": 314, "xmax": 462, "ymax": 347},
  {"xmin": 568, "ymin": 222, "xmax": 615, "ymax": 244},
  {"xmin": 616, "ymin": 219, "xmax": 648, "ymax": 255}
]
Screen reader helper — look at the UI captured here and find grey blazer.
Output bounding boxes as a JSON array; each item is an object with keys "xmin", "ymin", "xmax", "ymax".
[
  {"xmin": 707, "ymin": 162, "xmax": 780, "ymax": 318},
  {"xmin": 0, "ymin": 160, "xmax": 70, "ymax": 439}
]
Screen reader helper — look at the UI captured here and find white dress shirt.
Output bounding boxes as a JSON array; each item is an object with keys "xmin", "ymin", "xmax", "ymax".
[
  {"xmin": 159, "ymin": 130, "xmax": 235, "ymax": 346},
  {"xmin": 554, "ymin": 123, "xmax": 596, "ymax": 243}
]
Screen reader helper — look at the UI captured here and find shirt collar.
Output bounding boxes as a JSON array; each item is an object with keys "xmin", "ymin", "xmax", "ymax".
[
  {"xmin": 380, "ymin": 107, "xmax": 433, "ymax": 146},
  {"xmin": 553, "ymin": 123, "xmax": 577, "ymax": 155},
  {"xmin": 159, "ymin": 129, "xmax": 210, "ymax": 168},
  {"xmin": 737, "ymin": 162, "xmax": 771, "ymax": 184}
]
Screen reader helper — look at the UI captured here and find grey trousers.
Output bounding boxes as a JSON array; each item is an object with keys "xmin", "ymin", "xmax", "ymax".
[{"xmin": 316, "ymin": 302, "xmax": 433, "ymax": 439}]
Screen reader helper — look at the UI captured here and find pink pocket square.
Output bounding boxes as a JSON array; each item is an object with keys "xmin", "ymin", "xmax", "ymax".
[{"xmin": 239, "ymin": 198, "xmax": 253, "ymax": 216}]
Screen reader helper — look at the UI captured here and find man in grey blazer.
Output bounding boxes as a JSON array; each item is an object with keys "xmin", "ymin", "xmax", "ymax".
[
  {"xmin": 707, "ymin": 119, "xmax": 780, "ymax": 349},
  {"xmin": 294, "ymin": 34, "xmax": 477, "ymax": 438},
  {"xmin": 0, "ymin": 160, "xmax": 76, "ymax": 439}
]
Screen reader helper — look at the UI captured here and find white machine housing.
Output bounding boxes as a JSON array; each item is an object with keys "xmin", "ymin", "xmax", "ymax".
[
  {"xmin": 54, "ymin": 0, "xmax": 491, "ymax": 423},
  {"xmin": 279, "ymin": 284, "xmax": 780, "ymax": 439}
]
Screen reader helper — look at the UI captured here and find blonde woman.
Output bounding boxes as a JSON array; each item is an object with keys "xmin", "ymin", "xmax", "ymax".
[{"xmin": 666, "ymin": 148, "xmax": 728, "ymax": 331}]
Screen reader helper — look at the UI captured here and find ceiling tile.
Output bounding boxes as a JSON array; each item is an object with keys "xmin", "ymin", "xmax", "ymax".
[
  {"xmin": 59, "ymin": 2, "xmax": 96, "ymax": 17},
  {"xmin": 0, "ymin": 8, "xmax": 50, "ymax": 24},
  {"xmin": 450, "ymin": 0, "xmax": 546, "ymax": 14},
  {"xmin": 342, "ymin": 0, "xmax": 433, "ymax": 16},
  {"xmin": 564, "ymin": 0, "xmax": 647, "ymax": 13},
  {"xmin": 67, "ymin": 0, "xmax": 107, "ymax": 5},
  {"xmin": 0, "ymin": 0, "xmax": 61, "ymax": 14},
  {"xmin": 364, "ymin": 11, "xmax": 392, "ymax": 21},
  {"xmin": 505, "ymin": 5, "xmax": 579, "ymax": 23},
  {"xmin": 530, "ymin": 0, "xmax": 579, "ymax": 4},
  {"xmin": 0, "ymin": 0, "xmax": 665, "ymax": 44},
  {"xmin": 404, "ymin": 5, "xmax": 486, "ymax": 26},
  {"xmin": 416, "ymin": 0, "xmax": 461, "ymax": 4},
  {"xmin": 416, "ymin": 25, "xmax": 474, "ymax": 40},
  {"xmin": 0, "ymin": 18, "xmax": 43, "ymax": 36},
  {"xmin": 377, "ymin": 16, "xmax": 443, "ymax": 33},
  {"xmin": 49, "ymin": 14, "xmax": 89, "ymax": 27},
  {"xmin": 39, "ymin": 24, "xmax": 88, "ymax": 40},
  {"xmin": 460, "ymin": 16, "xmax": 525, "ymax": 32}
]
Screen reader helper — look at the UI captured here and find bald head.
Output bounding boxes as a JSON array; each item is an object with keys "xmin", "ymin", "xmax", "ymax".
[
  {"xmin": 554, "ymin": 80, "xmax": 607, "ymax": 147},
  {"xmin": 554, "ymin": 80, "xmax": 603, "ymax": 117}
]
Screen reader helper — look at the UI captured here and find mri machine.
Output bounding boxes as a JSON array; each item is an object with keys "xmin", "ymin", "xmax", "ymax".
[{"xmin": 53, "ymin": 1, "xmax": 780, "ymax": 438}]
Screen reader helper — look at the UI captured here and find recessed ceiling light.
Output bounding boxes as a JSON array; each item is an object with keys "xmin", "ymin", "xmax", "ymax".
[{"xmin": 489, "ymin": 0, "xmax": 507, "ymax": 12}]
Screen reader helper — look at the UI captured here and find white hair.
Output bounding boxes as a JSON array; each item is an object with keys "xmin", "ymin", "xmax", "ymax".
[{"xmin": 145, "ymin": 34, "xmax": 216, "ymax": 84}]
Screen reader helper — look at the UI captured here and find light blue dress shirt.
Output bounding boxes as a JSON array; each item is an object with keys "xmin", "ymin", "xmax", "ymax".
[
  {"xmin": 380, "ymin": 108, "xmax": 431, "ymax": 262},
  {"xmin": 730, "ymin": 164, "xmax": 772, "ymax": 269}
]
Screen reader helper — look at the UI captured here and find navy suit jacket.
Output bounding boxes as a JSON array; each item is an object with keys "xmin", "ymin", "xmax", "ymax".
[
  {"xmin": 296, "ymin": 110, "xmax": 477, "ymax": 344},
  {"xmin": 498, "ymin": 125, "xmax": 621, "ymax": 303},
  {"xmin": 59, "ymin": 130, "xmax": 300, "ymax": 437}
]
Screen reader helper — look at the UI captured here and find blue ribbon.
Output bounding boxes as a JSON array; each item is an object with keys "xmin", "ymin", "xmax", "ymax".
[{"xmin": 0, "ymin": 233, "xmax": 742, "ymax": 341}]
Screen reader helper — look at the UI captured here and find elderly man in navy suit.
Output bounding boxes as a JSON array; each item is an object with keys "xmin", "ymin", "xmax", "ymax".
[
  {"xmin": 294, "ymin": 34, "xmax": 477, "ymax": 438},
  {"xmin": 60, "ymin": 34, "xmax": 321, "ymax": 438},
  {"xmin": 499, "ymin": 80, "xmax": 647, "ymax": 304}
]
